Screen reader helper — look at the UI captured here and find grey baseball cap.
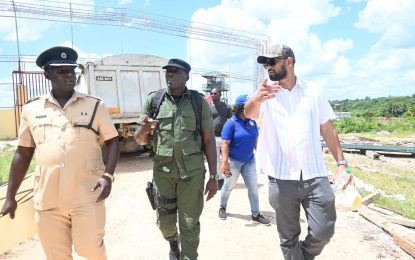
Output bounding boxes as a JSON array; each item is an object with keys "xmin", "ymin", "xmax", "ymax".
[{"xmin": 257, "ymin": 44, "xmax": 295, "ymax": 64}]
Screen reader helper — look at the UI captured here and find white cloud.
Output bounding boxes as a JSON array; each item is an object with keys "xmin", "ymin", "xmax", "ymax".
[
  {"xmin": 0, "ymin": 77, "xmax": 14, "ymax": 107},
  {"xmin": 345, "ymin": 0, "xmax": 415, "ymax": 98},
  {"xmin": 354, "ymin": 0, "xmax": 415, "ymax": 48},
  {"xmin": 0, "ymin": 42, "xmax": 109, "ymax": 107},
  {"xmin": 58, "ymin": 41, "xmax": 111, "ymax": 61},
  {"xmin": 118, "ymin": 0, "xmax": 133, "ymax": 5},
  {"xmin": 0, "ymin": 0, "xmax": 94, "ymax": 42},
  {"xmin": 346, "ymin": 0, "xmax": 367, "ymax": 3},
  {"xmin": 188, "ymin": 0, "xmax": 415, "ymax": 100},
  {"xmin": 355, "ymin": 0, "xmax": 414, "ymax": 33},
  {"xmin": 188, "ymin": 0, "xmax": 353, "ymax": 101}
]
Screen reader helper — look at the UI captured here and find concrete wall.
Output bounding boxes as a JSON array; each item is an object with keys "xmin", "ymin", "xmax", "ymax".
[{"xmin": 0, "ymin": 108, "xmax": 16, "ymax": 139}]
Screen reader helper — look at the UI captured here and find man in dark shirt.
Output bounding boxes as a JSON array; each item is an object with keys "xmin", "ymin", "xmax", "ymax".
[{"xmin": 209, "ymin": 88, "xmax": 232, "ymax": 189}]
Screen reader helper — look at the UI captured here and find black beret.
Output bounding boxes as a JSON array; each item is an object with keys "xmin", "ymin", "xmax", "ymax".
[
  {"xmin": 162, "ymin": 58, "xmax": 191, "ymax": 73},
  {"xmin": 36, "ymin": 46, "xmax": 79, "ymax": 69}
]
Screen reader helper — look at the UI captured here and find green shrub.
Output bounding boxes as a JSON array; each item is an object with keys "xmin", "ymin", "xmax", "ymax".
[
  {"xmin": 0, "ymin": 147, "xmax": 36, "ymax": 184},
  {"xmin": 334, "ymin": 117, "xmax": 415, "ymax": 134}
]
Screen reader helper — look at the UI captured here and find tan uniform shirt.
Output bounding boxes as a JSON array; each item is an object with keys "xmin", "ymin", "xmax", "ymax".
[{"xmin": 18, "ymin": 91, "xmax": 118, "ymax": 210}]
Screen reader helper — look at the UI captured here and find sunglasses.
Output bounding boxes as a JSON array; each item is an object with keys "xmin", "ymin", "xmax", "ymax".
[
  {"xmin": 262, "ymin": 57, "xmax": 286, "ymax": 68},
  {"xmin": 210, "ymin": 92, "xmax": 219, "ymax": 95}
]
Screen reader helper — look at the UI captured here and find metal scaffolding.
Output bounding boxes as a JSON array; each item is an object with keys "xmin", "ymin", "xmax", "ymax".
[
  {"xmin": 0, "ymin": 1, "xmax": 267, "ymax": 49},
  {"xmin": 0, "ymin": 0, "xmax": 269, "ymax": 83}
]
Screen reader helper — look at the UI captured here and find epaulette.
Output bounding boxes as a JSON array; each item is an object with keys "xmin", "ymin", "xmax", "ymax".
[
  {"xmin": 25, "ymin": 96, "xmax": 42, "ymax": 104},
  {"xmin": 85, "ymin": 95, "xmax": 102, "ymax": 101}
]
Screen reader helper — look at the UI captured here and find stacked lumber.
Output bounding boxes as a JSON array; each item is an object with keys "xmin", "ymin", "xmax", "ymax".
[{"xmin": 359, "ymin": 192, "xmax": 415, "ymax": 257}]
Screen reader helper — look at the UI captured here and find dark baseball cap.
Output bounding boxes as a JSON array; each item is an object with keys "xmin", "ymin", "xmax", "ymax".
[
  {"xmin": 162, "ymin": 58, "xmax": 191, "ymax": 73},
  {"xmin": 36, "ymin": 46, "xmax": 79, "ymax": 69},
  {"xmin": 257, "ymin": 44, "xmax": 295, "ymax": 64}
]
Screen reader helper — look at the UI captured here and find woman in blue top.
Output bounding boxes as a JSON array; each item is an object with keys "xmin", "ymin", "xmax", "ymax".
[{"xmin": 218, "ymin": 94, "xmax": 270, "ymax": 225}]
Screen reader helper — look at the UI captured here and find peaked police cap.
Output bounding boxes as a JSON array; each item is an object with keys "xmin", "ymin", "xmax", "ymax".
[{"xmin": 36, "ymin": 46, "xmax": 79, "ymax": 69}]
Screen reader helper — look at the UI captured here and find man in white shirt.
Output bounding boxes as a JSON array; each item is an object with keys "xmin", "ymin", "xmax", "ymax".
[{"xmin": 245, "ymin": 44, "xmax": 351, "ymax": 260}]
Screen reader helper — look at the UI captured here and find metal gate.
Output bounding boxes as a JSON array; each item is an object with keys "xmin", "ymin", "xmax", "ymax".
[{"xmin": 12, "ymin": 71, "xmax": 51, "ymax": 136}]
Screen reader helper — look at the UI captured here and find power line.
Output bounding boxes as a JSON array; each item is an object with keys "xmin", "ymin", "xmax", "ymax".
[
  {"xmin": 0, "ymin": 55, "xmax": 257, "ymax": 81},
  {"xmin": 0, "ymin": 0, "xmax": 266, "ymax": 83},
  {"xmin": 0, "ymin": 0, "xmax": 268, "ymax": 50}
]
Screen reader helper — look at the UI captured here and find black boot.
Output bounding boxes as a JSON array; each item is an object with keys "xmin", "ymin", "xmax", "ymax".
[{"xmin": 169, "ymin": 239, "xmax": 180, "ymax": 260}]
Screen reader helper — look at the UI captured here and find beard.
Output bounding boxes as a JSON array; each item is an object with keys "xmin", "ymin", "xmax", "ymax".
[{"xmin": 268, "ymin": 64, "xmax": 287, "ymax": 81}]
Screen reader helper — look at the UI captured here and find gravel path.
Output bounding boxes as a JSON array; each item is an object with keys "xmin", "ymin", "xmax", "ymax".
[{"xmin": 0, "ymin": 153, "xmax": 412, "ymax": 260}]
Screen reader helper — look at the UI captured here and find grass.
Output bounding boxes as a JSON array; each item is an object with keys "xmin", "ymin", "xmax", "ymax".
[
  {"xmin": 0, "ymin": 145, "xmax": 36, "ymax": 184},
  {"xmin": 353, "ymin": 168, "xmax": 415, "ymax": 219},
  {"xmin": 341, "ymin": 132, "xmax": 415, "ymax": 141},
  {"xmin": 325, "ymin": 154, "xmax": 415, "ymax": 220}
]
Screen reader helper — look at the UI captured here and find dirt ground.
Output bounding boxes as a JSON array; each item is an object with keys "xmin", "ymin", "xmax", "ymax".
[{"xmin": 1, "ymin": 153, "xmax": 413, "ymax": 260}]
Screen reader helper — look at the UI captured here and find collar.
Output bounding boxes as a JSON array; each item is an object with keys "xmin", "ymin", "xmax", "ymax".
[
  {"xmin": 294, "ymin": 77, "xmax": 305, "ymax": 89},
  {"xmin": 45, "ymin": 90, "xmax": 85, "ymax": 108},
  {"xmin": 232, "ymin": 114, "xmax": 250, "ymax": 123},
  {"xmin": 281, "ymin": 77, "xmax": 304, "ymax": 93},
  {"xmin": 166, "ymin": 86, "xmax": 189, "ymax": 97}
]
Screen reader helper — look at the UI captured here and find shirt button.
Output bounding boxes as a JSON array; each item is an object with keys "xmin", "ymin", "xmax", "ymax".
[
  {"xmin": 61, "ymin": 127, "xmax": 66, "ymax": 132},
  {"xmin": 59, "ymin": 163, "xmax": 65, "ymax": 168},
  {"xmin": 60, "ymin": 143, "xmax": 65, "ymax": 149}
]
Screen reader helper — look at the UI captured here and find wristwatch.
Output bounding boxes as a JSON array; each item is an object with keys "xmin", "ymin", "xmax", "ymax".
[
  {"xmin": 103, "ymin": 172, "xmax": 115, "ymax": 182},
  {"xmin": 209, "ymin": 174, "xmax": 219, "ymax": 181},
  {"xmin": 337, "ymin": 160, "xmax": 349, "ymax": 167}
]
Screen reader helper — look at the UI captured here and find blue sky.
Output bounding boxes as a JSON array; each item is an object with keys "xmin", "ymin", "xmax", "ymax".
[{"xmin": 1, "ymin": 0, "xmax": 415, "ymax": 107}]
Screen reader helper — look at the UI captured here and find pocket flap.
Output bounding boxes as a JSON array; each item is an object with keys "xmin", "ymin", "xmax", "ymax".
[
  {"xmin": 157, "ymin": 110, "xmax": 173, "ymax": 119},
  {"xmin": 182, "ymin": 146, "xmax": 200, "ymax": 155},
  {"xmin": 34, "ymin": 117, "xmax": 51, "ymax": 127},
  {"xmin": 181, "ymin": 108, "xmax": 195, "ymax": 118},
  {"xmin": 156, "ymin": 146, "xmax": 173, "ymax": 156}
]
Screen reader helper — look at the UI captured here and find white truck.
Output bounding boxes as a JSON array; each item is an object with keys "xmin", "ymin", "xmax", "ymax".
[{"xmin": 77, "ymin": 54, "xmax": 168, "ymax": 152}]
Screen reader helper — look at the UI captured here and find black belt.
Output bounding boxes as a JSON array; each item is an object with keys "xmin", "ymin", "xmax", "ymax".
[
  {"xmin": 157, "ymin": 196, "xmax": 177, "ymax": 204},
  {"xmin": 268, "ymin": 176, "xmax": 278, "ymax": 183}
]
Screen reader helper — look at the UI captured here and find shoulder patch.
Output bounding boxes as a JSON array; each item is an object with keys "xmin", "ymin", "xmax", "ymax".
[
  {"xmin": 25, "ymin": 96, "xmax": 42, "ymax": 104},
  {"xmin": 85, "ymin": 95, "xmax": 101, "ymax": 101}
]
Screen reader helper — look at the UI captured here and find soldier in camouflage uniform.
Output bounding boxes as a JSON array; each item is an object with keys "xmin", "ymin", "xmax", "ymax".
[{"xmin": 134, "ymin": 58, "xmax": 217, "ymax": 260}]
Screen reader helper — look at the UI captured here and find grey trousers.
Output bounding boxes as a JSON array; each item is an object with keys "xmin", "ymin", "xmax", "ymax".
[{"xmin": 268, "ymin": 176, "xmax": 336, "ymax": 260}]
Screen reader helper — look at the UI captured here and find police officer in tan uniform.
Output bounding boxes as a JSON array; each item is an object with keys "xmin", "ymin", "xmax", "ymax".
[
  {"xmin": 135, "ymin": 59, "xmax": 217, "ymax": 260},
  {"xmin": 1, "ymin": 46, "xmax": 120, "ymax": 260}
]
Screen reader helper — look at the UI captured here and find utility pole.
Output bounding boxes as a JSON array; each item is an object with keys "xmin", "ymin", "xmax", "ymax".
[
  {"xmin": 12, "ymin": 0, "xmax": 21, "ymax": 72},
  {"xmin": 70, "ymin": 2, "xmax": 74, "ymax": 48}
]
